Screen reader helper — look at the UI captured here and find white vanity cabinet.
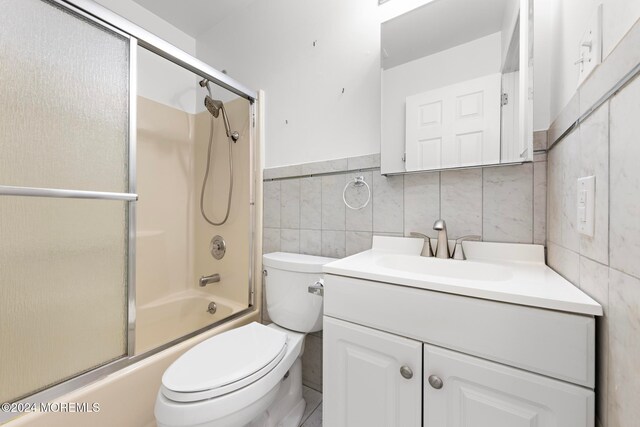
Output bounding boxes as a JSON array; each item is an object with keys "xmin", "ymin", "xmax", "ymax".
[
  {"xmin": 323, "ymin": 316, "xmax": 422, "ymax": 427},
  {"xmin": 323, "ymin": 274, "xmax": 596, "ymax": 427},
  {"xmin": 423, "ymin": 344, "xmax": 593, "ymax": 427}
]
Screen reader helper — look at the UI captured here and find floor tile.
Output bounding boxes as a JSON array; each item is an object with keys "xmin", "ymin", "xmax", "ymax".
[
  {"xmin": 301, "ymin": 403, "xmax": 322, "ymax": 427},
  {"xmin": 300, "ymin": 386, "xmax": 322, "ymax": 425}
]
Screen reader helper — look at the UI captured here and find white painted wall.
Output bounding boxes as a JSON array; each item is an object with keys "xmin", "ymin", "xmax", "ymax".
[
  {"xmin": 547, "ymin": 0, "xmax": 640, "ymax": 122},
  {"xmin": 378, "ymin": 0, "xmax": 437, "ymax": 23},
  {"xmin": 196, "ymin": 0, "xmax": 381, "ymax": 168},
  {"xmin": 94, "ymin": 0, "xmax": 199, "ymax": 114},
  {"xmin": 382, "ymin": 32, "xmax": 502, "ymax": 172}
]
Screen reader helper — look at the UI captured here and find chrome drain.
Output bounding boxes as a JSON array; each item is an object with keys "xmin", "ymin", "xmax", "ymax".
[{"xmin": 207, "ymin": 302, "xmax": 217, "ymax": 314}]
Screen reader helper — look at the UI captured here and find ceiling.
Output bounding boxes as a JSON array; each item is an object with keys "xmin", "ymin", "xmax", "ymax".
[
  {"xmin": 382, "ymin": 0, "xmax": 512, "ymax": 69},
  {"xmin": 130, "ymin": 0, "xmax": 257, "ymax": 38}
]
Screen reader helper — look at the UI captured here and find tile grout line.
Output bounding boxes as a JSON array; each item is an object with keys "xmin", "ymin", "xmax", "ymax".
[
  {"xmin": 532, "ymin": 161, "xmax": 535, "ymax": 244},
  {"xmin": 343, "ymin": 172, "xmax": 347, "ymax": 256},
  {"xmin": 606, "ymin": 99, "xmax": 611, "ymax": 268},
  {"xmin": 604, "ymin": 93, "xmax": 612, "ymax": 427},
  {"xmin": 320, "ymin": 175, "xmax": 324, "ymax": 257},
  {"xmin": 298, "ymin": 178, "xmax": 301, "ymax": 253},
  {"xmin": 401, "ymin": 174, "xmax": 405, "ymax": 236},
  {"xmin": 481, "ymin": 168, "xmax": 484, "ymax": 240}
]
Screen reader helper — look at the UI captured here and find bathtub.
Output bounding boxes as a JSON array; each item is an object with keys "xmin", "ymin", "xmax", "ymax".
[{"xmin": 135, "ymin": 291, "xmax": 247, "ymax": 355}]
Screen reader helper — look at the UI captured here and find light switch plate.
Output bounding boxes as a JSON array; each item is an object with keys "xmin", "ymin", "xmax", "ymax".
[
  {"xmin": 577, "ymin": 176, "xmax": 596, "ymax": 237},
  {"xmin": 577, "ymin": 4, "xmax": 603, "ymax": 87}
]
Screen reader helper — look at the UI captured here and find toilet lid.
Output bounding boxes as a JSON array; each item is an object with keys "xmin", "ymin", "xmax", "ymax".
[{"xmin": 161, "ymin": 322, "xmax": 287, "ymax": 402}]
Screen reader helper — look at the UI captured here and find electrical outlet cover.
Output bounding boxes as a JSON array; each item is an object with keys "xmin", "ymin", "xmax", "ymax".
[
  {"xmin": 577, "ymin": 4, "xmax": 603, "ymax": 87},
  {"xmin": 577, "ymin": 176, "xmax": 596, "ymax": 237}
]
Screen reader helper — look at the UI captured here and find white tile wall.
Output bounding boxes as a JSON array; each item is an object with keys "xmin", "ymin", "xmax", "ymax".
[
  {"xmin": 533, "ymin": 160, "xmax": 547, "ymax": 245},
  {"xmin": 321, "ymin": 230, "xmax": 346, "ymax": 258},
  {"xmin": 547, "ymin": 241, "xmax": 580, "ymax": 284},
  {"xmin": 372, "ymin": 173, "xmax": 404, "ymax": 233},
  {"xmin": 299, "ymin": 229, "xmax": 321, "ymax": 256},
  {"xmin": 280, "ymin": 228, "xmax": 300, "ymax": 253},
  {"xmin": 280, "ymin": 179, "xmax": 300, "ymax": 229},
  {"xmin": 609, "ymin": 76, "xmax": 640, "ymax": 279},
  {"xmin": 546, "ymin": 73, "xmax": 640, "ymax": 427},
  {"xmin": 345, "ymin": 171, "xmax": 373, "ymax": 232},
  {"xmin": 321, "ymin": 174, "xmax": 346, "ymax": 231},
  {"xmin": 263, "ymin": 180, "xmax": 281, "ymax": 228},
  {"xmin": 300, "ymin": 177, "xmax": 322, "ymax": 230},
  {"xmin": 607, "ymin": 269, "xmax": 640, "ymax": 427},
  {"xmin": 579, "ymin": 104, "xmax": 609, "ymax": 265},
  {"xmin": 403, "ymin": 172, "xmax": 439, "ymax": 237},
  {"xmin": 440, "ymin": 168, "xmax": 483, "ymax": 238},
  {"xmin": 345, "ymin": 231, "xmax": 373, "ymax": 256},
  {"xmin": 483, "ymin": 164, "xmax": 533, "ymax": 243}
]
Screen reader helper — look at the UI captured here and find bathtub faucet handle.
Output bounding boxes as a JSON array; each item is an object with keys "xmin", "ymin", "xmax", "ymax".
[{"xmin": 199, "ymin": 273, "xmax": 221, "ymax": 287}]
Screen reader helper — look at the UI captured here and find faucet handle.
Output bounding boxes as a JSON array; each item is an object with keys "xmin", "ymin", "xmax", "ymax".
[
  {"xmin": 409, "ymin": 232, "xmax": 434, "ymax": 257},
  {"xmin": 452, "ymin": 235, "xmax": 481, "ymax": 260},
  {"xmin": 409, "ymin": 231, "xmax": 428, "ymax": 239}
]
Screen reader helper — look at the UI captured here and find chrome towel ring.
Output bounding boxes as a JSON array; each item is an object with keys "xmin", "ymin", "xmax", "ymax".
[{"xmin": 343, "ymin": 175, "xmax": 371, "ymax": 210}]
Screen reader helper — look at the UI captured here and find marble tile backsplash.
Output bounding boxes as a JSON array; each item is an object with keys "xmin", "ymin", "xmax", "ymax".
[
  {"xmin": 263, "ymin": 161, "xmax": 546, "ymax": 258},
  {"xmin": 546, "ymin": 74, "xmax": 640, "ymax": 427}
]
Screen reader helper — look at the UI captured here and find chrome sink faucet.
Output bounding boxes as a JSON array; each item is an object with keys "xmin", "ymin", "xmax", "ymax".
[{"xmin": 433, "ymin": 219, "xmax": 450, "ymax": 259}]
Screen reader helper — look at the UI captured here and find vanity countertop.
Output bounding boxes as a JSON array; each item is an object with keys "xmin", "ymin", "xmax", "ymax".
[{"xmin": 323, "ymin": 236, "xmax": 602, "ymax": 316}]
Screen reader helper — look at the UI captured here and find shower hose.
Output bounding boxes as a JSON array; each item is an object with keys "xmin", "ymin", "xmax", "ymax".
[{"xmin": 200, "ymin": 116, "xmax": 233, "ymax": 226}]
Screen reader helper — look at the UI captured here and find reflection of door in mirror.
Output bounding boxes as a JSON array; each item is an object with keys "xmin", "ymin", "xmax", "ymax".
[
  {"xmin": 501, "ymin": 70, "xmax": 520, "ymax": 162},
  {"xmin": 405, "ymin": 74, "xmax": 501, "ymax": 171},
  {"xmin": 380, "ymin": 0, "xmax": 533, "ymax": 174}
]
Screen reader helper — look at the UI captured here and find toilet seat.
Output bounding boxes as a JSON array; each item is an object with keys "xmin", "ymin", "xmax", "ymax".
[{"xmin": 161, "ymin": 323, "xmax": 288, "ymax": 403}]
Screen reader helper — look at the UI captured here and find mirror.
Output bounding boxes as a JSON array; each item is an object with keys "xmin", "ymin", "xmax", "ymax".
[{"xmin": 380, "ymin": 0, "xmax": 533, "ymax": 174}]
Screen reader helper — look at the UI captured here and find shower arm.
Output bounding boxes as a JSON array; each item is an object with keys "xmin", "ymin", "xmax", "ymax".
[{"xmin": 219, "ymin": 104, "xmax": 233, "ymax": 139}]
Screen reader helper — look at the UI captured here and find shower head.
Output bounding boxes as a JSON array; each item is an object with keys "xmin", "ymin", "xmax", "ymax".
[
  {"xmin": 203, "ymin": 95, "xmax": 240, "ymax": 142},
  {"xmin": 204, "ymin": 95, "xmax": 224, "ymax": 118}
]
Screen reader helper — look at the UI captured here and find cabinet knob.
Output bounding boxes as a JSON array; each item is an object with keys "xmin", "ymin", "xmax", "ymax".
[
  {"xmin": 400, "ymin": 365, "xmax": 413, "ymax": 379},
  {"xmin": 428, "ymin": 375, "xmax": 443, "ymax": 389}
]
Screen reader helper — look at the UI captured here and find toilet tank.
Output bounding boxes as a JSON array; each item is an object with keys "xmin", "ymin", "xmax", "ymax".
[{"xmin": 262, "ymin": 252, "xmax": 336, "ymax": 333}]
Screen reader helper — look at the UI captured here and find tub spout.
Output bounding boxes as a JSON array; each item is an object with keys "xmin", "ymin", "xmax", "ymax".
[{"xmin": 199, "ymin": 273, "xmax": 220, "ymax": 287}]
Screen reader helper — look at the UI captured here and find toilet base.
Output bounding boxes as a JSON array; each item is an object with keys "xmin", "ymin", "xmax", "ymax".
[{"xmin": 247, "ymin": 357, "xmax": 306, "ymax": 427}]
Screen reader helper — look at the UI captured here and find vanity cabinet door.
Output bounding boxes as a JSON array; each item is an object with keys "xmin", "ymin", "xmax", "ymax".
[
  {"xmin": 324, "ymin": 316, "xmax": 422, "ymax": 427},
  {"xmin": 424, "ymin": 344, "xmax": 594, "ymax": 427}
]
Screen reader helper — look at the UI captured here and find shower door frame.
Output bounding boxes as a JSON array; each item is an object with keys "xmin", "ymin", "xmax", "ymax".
[{"xmin": 0, "ymin": 0, "xmax": 257, "ymax": 419}]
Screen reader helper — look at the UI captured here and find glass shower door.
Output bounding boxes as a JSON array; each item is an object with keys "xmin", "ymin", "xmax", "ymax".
[{"xmin": 0, "ymin": 0, "xmax": 134, "ymax": 403}]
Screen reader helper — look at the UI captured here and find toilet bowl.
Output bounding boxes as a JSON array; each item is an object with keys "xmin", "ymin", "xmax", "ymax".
[{"xmin": 155, "ymin": 252, "xmax": 335, "ymax": 427}]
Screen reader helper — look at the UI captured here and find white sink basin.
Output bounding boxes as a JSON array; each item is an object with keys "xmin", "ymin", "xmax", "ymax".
[
  {"xmin": 323, "ymin": 236, "xmax": 603, "ymax": 316},
  {"xmin": 375, "ymin": 254, "xmax": 513, "ymax": 282}
]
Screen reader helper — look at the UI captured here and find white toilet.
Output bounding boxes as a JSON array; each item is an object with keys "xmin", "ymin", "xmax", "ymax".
[{"xmin": 155, "ymin": 252, "xmax": 335, "ymax": 427}]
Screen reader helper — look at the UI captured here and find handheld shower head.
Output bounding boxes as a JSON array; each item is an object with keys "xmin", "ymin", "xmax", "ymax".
[
  {"xmin": 203, "ymin": 95, "xmax": 239, "ymax": 142},
  {"xmin": 204, "ymin": 96, "xmax": 223, "ymax": 118}
]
